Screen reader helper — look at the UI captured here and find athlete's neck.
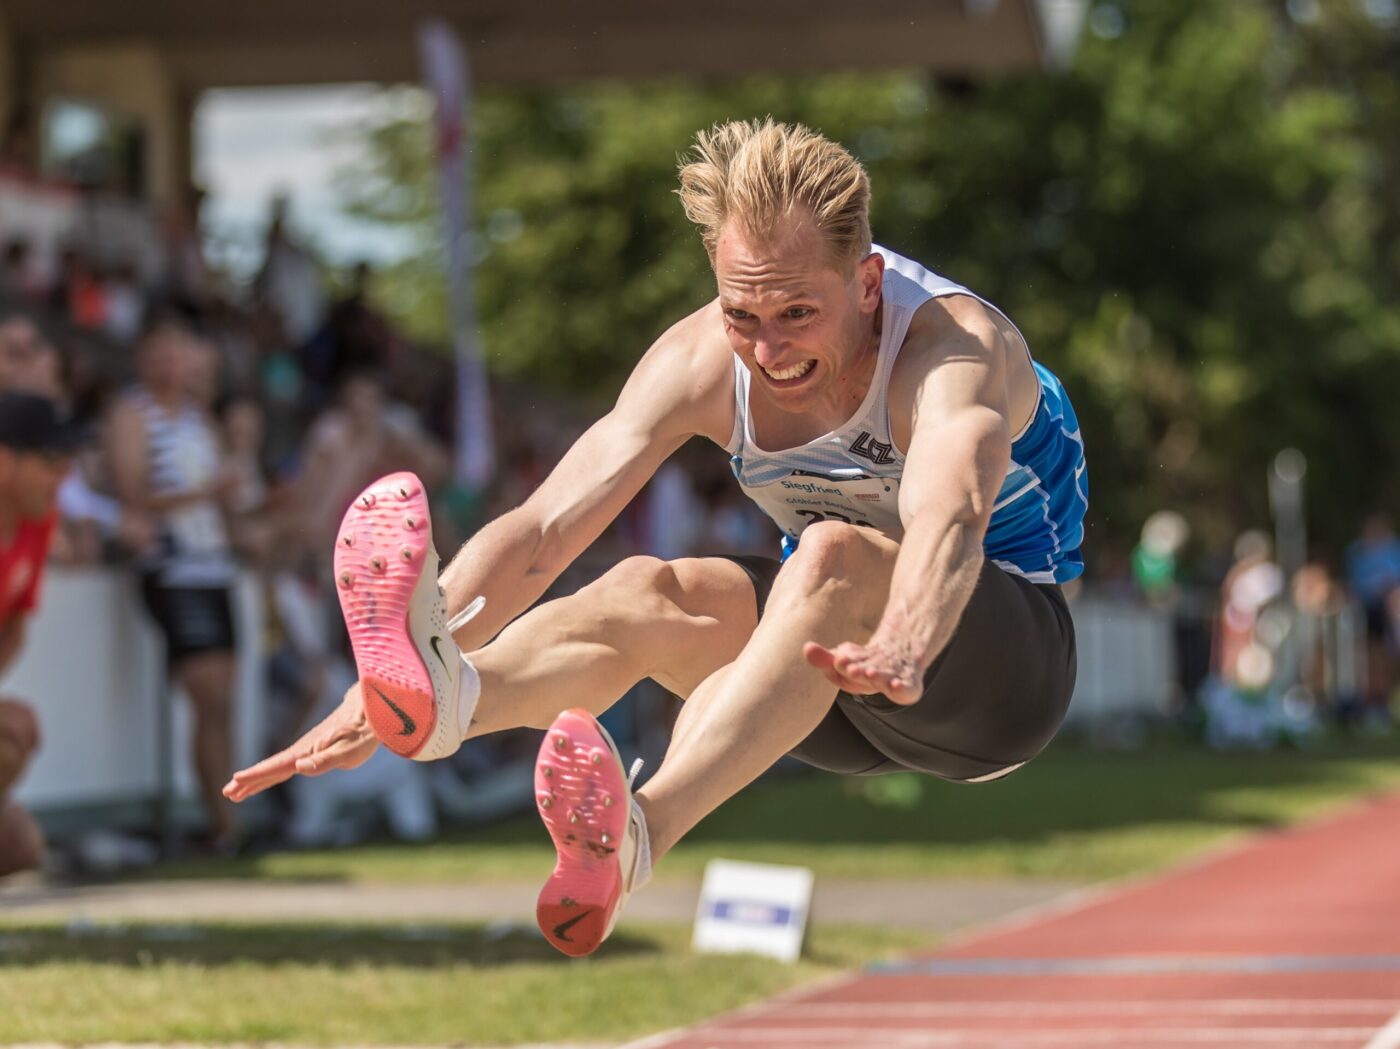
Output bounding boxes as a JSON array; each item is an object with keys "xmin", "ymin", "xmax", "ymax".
[{"xmin": 813, "ymin": 294, "xmax": 883, "ymax": 421}]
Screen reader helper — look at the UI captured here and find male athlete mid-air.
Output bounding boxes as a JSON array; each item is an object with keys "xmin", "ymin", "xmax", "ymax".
[{"xmin": 226, "ymin": 119, "xmax": 1087, "ymax": 957}]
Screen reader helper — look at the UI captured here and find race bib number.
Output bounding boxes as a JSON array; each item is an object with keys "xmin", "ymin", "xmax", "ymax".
[{"xmin": 745, "ymin": 472, "xmax": 904, "ymax": 541}]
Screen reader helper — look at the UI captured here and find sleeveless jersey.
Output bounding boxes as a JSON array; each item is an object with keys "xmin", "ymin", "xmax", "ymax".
[
  {"xmin": 130, "ymin": 387, "xmax": 237, "ymax": 588},
  {"xmin": 723, "ymin": 246, "xmax": 1088, "ymax": 585}
]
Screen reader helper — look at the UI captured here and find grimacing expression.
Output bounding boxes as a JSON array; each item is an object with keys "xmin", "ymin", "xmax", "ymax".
[{"xmin": 715, "ymin": 218, "xmax": 882, "ymax": 412}]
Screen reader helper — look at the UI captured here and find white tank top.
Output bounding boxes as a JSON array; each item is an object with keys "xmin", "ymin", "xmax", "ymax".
[
  {"xmin": 723, "ymin": 246, "xmax": 1090, "ymax": 585},
  {"xmin": 131, "ymin": 387, "xmax": 236, "ymax": 587},
  {"xmin": 723, "ymin": 247, "xmax": 988, "ymax": 545}
]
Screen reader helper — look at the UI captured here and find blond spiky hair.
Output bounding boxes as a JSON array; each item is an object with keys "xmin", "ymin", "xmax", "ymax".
[{"xmin": 676, "ymin": 118, "xmax": 872, "ymax": 273}]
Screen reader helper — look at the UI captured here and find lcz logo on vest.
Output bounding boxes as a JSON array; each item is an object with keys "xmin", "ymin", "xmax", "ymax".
[{"xmin": 850, "ymin": 431, "xmax": 895, "ymax": 465}]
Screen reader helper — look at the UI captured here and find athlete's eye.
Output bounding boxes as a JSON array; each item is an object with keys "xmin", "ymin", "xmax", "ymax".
[
  {"xmin": 725, "ymin": 309, "xmax": 753, "ymax": 322},
  {"xmin": 785, "ymin": 307, "xmax": 813, "ymax": 320}
]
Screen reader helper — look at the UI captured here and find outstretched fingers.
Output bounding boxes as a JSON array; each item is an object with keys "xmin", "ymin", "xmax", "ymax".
[
  {"xmin": 222, "ymin": 744, "xmax": 303, "ymax": 802},
  {"xmin": 223, "ymin": 705, "xmax": 378, "ymax": 802},
  {"xmin": 802, "ymin": 641, "xmax": 922, "ymax": 706}
]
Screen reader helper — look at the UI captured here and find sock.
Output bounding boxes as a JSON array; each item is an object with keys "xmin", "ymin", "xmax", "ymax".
[
  {"xmin": 455, "ymin": 654, "xmax": 481, "ymax": 741},
  {"xmin": 629, "ymin": 798, "xmax": 653, "ymax": 891}
]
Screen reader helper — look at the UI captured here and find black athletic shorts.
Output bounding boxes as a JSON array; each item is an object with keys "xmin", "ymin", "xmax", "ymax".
[
  {"xmin": 720, "ymin": 554, "xmax": 1076, "ymax": 783},
  {"xmin": 139, "ymin": 576, "xmax": 237, "ymax": 665}
]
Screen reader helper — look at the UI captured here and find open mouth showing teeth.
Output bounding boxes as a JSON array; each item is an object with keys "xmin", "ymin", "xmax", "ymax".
[{"xmin": 763, "ymin": 360, "xmax": 816, "ymax": 382}]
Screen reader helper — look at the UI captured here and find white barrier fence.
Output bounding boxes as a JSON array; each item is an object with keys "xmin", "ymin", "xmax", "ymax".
[
  {"xmin": 1062, "ymin": 593, "xmax": 1175, "ymax": 727},
  {"xmin": 4, "ymin": 571, "xmax": 1169, "ymax": 818},
  {"xmin": 7, "ymin": 568, "xmax": 266, "ymax": 813}
]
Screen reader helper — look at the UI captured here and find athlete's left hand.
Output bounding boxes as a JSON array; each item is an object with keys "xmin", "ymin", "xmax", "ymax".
[{"xmin": 803, "ymin": 637, "xmax": 924, "ymax": 706}]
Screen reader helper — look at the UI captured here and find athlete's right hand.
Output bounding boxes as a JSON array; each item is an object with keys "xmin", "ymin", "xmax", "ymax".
[{"xmin": 222, "ymin": 685, "xmax": 380, "ymax": 802}]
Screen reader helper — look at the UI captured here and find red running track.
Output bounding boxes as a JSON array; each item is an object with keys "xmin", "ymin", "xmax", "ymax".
[{"xmin": 625, "ymin": 789, "xmax": 1400, "ymax": 1049}]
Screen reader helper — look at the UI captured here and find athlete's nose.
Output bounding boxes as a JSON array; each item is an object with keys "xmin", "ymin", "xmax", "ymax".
[{"xmin": 752, "ymin": 331, "xmax": 787, "ymax": 369}]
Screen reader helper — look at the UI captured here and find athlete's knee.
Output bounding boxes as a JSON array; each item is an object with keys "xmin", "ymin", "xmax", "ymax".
[
  {"xmin": 772, "ymin": 523, "xmax": 891, "ymax": 627},
  {"xmin": 777, "ymin": 522, "xmax": 870, "ymax": 594},
  {"xmin": 579, "ymin": 556, "xmax": 686, "ymax": 624}
]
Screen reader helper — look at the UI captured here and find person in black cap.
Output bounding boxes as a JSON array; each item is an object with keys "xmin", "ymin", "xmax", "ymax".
[{"xmin": 0, "ymin": 391, "xmax": 82, "ymax": 877}]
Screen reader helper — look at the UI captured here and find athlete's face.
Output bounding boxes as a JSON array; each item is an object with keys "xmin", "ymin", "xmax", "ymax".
[{"xmin": 714, "ymin": 216, "xmax": 882, "ymax": 412}]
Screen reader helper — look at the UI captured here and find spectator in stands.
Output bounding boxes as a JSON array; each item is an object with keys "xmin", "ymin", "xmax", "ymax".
[
  {"xmin": 107, "ymin": 311, "xmax": 242, "ymax": 852},
  {"xmin": 1217, "ymin": 530, "xmax": 1284, "ymax": 688},
  {"xmin": 0, "ymin": 304, "xmax": 63, "ymax": 399},
  {"xmin": 0, "ymin": 111, "xmax": 38, "ymax": 178},
  {"xmin": 296, "ymin": 369, "xmax": 449, "ymax": 559},
  {"xmin": 0, "ymin": 240, "xmax": 38, "ymax": 302},
  {"xmin": 254, "ymin": 195, "xmax": 325, "ymax": 350},
  {"xmin": 299, "ymin": 261, "xmax": 397, "ymax": 412},
  {"xmin": 101, "ymin": 260, "xmax": 146, "ymax": 346},
  {"xmin": 217, "ymin": 394, "xmax": 279, "ymax": 568},
  {"xmin": 51, "ymin": 248, "xmax": 106, "ymax": 332},
  {"xmin": 1346, "ymin": 511, "xmax": 1400, "ymax": 715},
  {"xmin": 1290, "ymin": 559, "xmax": 1365, "ymax": 721},
  {"xmin": 161, "ymin": 187, "xmax": 213, "ymax": 307},
  {"xmin": 0, "ymin": 391, "xmax": 85, "ymax": 876}
]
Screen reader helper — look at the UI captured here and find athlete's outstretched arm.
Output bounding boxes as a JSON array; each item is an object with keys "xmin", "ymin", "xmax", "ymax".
[
  {"xmin": 225, "ymin": 307, "xmax": 735, "ymax": 800},
  {"xmin": 440, "ymin": 306, "xmax": 736, "ymax": 650},
  {"xmin": 805, "ymin": 298, "xmax": 1012, "ymax": 703}
]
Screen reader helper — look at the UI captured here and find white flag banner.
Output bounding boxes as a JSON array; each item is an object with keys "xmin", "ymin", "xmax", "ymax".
[{"xmin": 418, "ymin": 19, "xmax": 495, "ymax": 488}]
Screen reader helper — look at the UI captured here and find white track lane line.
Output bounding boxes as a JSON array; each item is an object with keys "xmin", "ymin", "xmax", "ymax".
[
  {"xmin": 1362, "ymin": 1006, "xmax": 1400, "ymax": 1049},
  {"xmin": 677, "ymin": 1026, "xmax": 1381, "ymax": 1044},
  {"xmin": 753, "ymin": 999, "xmax": 1398, "ymax": 1019}
]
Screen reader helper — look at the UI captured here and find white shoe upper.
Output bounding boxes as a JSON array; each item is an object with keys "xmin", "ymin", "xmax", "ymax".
[
  {"xmin": 404, "ymin": 545, "xmax": 483, "ymax": 763},
  {"xmin": 602, "ymin": 757, "xmax": 652, "ymax": 941}
]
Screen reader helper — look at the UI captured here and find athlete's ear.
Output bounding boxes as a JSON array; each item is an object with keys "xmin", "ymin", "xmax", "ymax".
[{"xmin": 855, "ymin": 251, "xmax": 884, "ymax": 312}]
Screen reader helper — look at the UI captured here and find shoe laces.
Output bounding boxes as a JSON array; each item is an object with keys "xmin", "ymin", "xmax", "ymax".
[{"xmin": 445, "ymin": 594, "xmax": 486, "ymax": 634}]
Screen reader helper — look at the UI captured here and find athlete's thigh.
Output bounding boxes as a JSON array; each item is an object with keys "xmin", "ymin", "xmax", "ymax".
[{"xmin": 648, "ymin": 555, "xmax": 761, "ymax": 698}]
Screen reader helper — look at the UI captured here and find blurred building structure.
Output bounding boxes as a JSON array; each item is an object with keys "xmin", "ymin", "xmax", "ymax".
[{"xmin": 0, "ymin": 0, "xmax": 1074, "ymax": 205}]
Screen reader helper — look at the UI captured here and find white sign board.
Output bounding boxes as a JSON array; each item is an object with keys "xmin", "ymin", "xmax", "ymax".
[{"xmin": 693, "ymin": 859, "xmax": 814, "ymax": 963}]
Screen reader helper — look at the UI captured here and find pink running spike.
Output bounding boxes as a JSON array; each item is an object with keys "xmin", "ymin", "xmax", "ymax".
[
  {"xmin": 334, "ymin": 471, "xmax": 435, "ymax": 758},
  {"xmin": 535, "ymin": 709, "xmax": 632, "ymax": 958}
]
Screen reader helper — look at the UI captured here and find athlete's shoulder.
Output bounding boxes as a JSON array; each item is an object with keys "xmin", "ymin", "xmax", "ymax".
[
  {"xmin": 901, "ymin": 294, "xmax": 1010, "ymax": 374},
  {"xmin": 649, "ymin": 298, "xmax": 731, "ymax": 368},
  {"xmin": 618, "ymin": 298, "xmax": 735, "ymax": 446}
]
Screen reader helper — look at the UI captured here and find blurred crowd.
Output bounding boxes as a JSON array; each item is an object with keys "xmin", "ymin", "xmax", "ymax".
[
  {"xmin": 0, "ymin": 182, "xmax": 776, "ymax": 876},
  {"xmin": 1111, "ymin": 509, "xmax": 1400, "ymax": 748},
  {"xmin": 4, "ymin": 162, "xmax": 1395, "ymax": 878}
]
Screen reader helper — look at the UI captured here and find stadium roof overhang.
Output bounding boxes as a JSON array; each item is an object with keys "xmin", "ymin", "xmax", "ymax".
[
  {"xmin": 1, "ymin": 1, "xmax": 1068, "ymax": 201},
  {"xmin": 4, "ymin": 0, "xmax": 1056, "ymax": 91}
]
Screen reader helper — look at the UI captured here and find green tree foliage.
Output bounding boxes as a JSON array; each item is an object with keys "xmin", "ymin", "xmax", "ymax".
[{"xmin": 335, "ymin": 0, "xmax": 1400, "ymax": 558}]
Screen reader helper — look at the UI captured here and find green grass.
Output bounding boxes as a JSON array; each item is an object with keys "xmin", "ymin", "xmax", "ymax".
[
  {"xmin": 162, "ymin": 732, "xmax": 1400, "ymax": 884},
  {"xmin": 11, "ymin": 734, "xmax": 1400, "ymax": 1045},
  {"xmin": 0, "ymin": 920, "xmax": 926, "ymax": 1045}
]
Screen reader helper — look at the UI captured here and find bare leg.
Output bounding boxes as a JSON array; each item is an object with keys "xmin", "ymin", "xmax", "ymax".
[
  {"xmin": 637, "ymin": 523, "xmax": 898, "ymax": 859},
  {"xmin": 465, "ymin": 556, "xmax": 757, "ymax": 736},
  {"xmin": 222, "ymin": 556, "xmax": 761, "ymax": 801},
  {"xmin": 0, "ymin": 700, "xmax": 38, "ymax": 798},
  {"xmin": 0, "ymin": 803, "xmax": 43, "ymax": 876},
  {"xmin": 0, "ymin": 701, "xmax": 42, "ymax": 874},
  {"xmin": 176, "ymin": 651, "xmax": 238, "ymax": 845}
]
